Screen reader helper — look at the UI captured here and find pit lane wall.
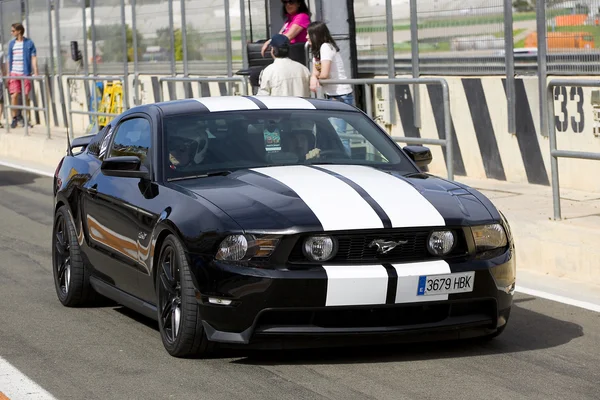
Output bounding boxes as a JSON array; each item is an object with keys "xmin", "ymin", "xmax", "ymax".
[
  {"xmin": 373, "ymin": 74, "xmax": 600, "ymax": 194},
  {"xmin": 4, "ymin": 74, "xmax": 600, "ymax": 194}
]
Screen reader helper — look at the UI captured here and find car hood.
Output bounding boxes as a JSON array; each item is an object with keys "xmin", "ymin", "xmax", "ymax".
[{"xmin": 175, "ymin": 165, "xmax": 498, "ymax": 232}]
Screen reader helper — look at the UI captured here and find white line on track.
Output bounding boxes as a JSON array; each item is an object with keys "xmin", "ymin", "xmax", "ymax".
[
  {"xmin": 516, "ymin": 286, "xmax": 600, "ymax": 313},
  {"xmin": 0, "ymin": 356, "xmax": 56, "ymax": 400},
  {"xmin": 0, "ymin": 160, "xmax": 54, "ymax": 178}
]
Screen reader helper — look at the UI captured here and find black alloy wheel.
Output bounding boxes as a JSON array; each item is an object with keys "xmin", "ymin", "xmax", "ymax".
[{"xmin": 156, "ymin": 235, "xmax": 213, "ymax": 358}]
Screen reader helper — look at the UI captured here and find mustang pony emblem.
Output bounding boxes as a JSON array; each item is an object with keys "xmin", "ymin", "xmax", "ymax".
[{"xmin": 369, "ymin": 239, "xmax": 408, "ymax": 254}]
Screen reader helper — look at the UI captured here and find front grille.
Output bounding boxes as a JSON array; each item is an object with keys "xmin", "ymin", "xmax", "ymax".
[
  {"xmin": 288, "ymin": 229, "xmax": 463, "ymax": 264},
  {"xmin": 254, "ymin": 299, "xmax": 496, "ymax": 331}
]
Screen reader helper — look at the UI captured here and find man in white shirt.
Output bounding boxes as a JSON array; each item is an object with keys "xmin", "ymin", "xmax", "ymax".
[{"xmin": 257, "ymin": 34, "xmax": 310, "ymax": 97}]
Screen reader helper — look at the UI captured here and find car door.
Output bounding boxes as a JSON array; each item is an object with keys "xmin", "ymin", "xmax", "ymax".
[{"xmin": 82, "ymin": 114, "xmax": 157, "ymax": 299}]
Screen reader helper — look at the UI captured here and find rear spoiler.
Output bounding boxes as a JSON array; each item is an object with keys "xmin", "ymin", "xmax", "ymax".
[{"xmin": 70, "ymin": 133, "xmax": 96, "ymax": 154}]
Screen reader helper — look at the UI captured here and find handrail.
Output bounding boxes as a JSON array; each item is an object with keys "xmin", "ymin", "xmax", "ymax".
[
  {"xmin": 318, "ymin": 77, "xmax": 453, "ymax": 180},
  {"xmin": 1, "ymin": 75, "xmax": 51, "ymax": 138},
  {"xmin": 546, "ymin": 79, "xmax": 600, "ymax": 220},
  {"xmin": 64, "ymin": 75, "xmax": 126, "ymax": 138}
]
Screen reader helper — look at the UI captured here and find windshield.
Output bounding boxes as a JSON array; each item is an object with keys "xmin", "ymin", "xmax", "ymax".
[{"xmin": 162, "ymin": 109, "xmax": 417, "ymax": 180}]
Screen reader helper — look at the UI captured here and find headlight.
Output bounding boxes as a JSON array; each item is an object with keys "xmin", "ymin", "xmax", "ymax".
[
  {"xmin": 427, "ymin": 230, "xmax": 455, "ymax": 256},
  {"xmin": 471, "ymin": 224, "xmax": 507, "ymax": 252},
  {"xmin": 303, "ymin": 236, "xmax": 337, "ymax": 262},
  {"xmin": 215, "ymin": 234, "xmax": 279, "ymax": 261}
]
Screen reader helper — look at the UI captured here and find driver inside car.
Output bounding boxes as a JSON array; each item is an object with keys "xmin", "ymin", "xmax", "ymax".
[{"xmin": 169, "ymin": 129, "xmax": 209, "ymax": 170}]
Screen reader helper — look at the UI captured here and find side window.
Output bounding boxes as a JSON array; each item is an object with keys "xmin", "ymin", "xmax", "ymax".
[
  {"xmin": 108, "ymin": 118, "xmax": 152, "ymax": 168},
  {"xmin": 98, "ymin": 125, "xmax": 114, "ymax": 159}
]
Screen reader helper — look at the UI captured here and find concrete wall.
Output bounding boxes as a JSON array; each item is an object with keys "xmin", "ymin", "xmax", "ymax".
[{"xmin": 371, "ymin": 75, "xmax": 600, "ymax": 193}]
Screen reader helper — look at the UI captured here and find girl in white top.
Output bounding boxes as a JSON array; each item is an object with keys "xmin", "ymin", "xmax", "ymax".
[{"xmin": 307, "ymin": 21, "xmax": 354, "ymax": 105}]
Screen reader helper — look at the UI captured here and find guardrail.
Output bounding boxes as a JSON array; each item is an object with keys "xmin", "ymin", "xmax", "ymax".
[
  {"xmin": 318, "ymin": 77, "xmax": 453, "ymax": 180},
  {"xmin": 64, "ymin": 75, "xmax": 126, "ymax": 138},
  {"xmin": 1, "ymin": 75, "xmax": 51, "ymax": 138},
  {"xmin": 547, "ymin": 79, "xmax": 600, "ymax": 220},
  {"xmin": 158, "ymin": 76, "xmax": 248, "ymax": 102}
]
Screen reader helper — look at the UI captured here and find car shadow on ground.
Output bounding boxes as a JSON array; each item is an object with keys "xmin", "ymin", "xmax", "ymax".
[
  {"xmin": 0, "ymin": 169, "xmax": 44, "ymax": 187},
  {"xmin": 112, "ymin": 294, "xmax": 584, "ymax": 364}
]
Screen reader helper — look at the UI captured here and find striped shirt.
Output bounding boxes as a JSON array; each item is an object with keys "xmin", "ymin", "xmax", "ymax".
[{"xmin": 11, "ymin": 41, "xmax": 24, "ymax": 74}]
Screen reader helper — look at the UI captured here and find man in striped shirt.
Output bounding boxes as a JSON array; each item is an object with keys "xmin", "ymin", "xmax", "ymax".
[{"xmin": 7, "ymin": 23, "xmax": 38, "ymax": 129}]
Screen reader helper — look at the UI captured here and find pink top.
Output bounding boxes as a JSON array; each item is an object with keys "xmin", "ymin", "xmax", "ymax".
[{"xmin": 281, "ymin": 12, "xmax": 310, "ymax": 44}]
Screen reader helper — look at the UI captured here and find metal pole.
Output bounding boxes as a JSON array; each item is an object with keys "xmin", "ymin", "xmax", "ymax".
[
  {"xmin": 81, "ymin": 0, "xmax": 92, "ymax": 129},
  {"xmin": 55, "ymin": 0, "xmax": 68, "ymax": 134},
  {"xmin": 43, "ymin": 77, "xmax": 50, "ymax": 138},
  {"xmin": 169, "ymin": 0, "xmax": 175, "ymax": 76},
  {"xmin": 240, "ymin": 0, "xmax": 249, "ymax": 70},
  {"xmin": 22, "ymin": 78, "xmax": 28, "ymax": 136},
  {"xmin": 82, "ymin": 0, "xmax": 89, "ymax": 77},
  {"xmin": 47, "ymin": 0, "xmax": 55, "ymax": 82},
  {"xmin": 47, "ymin": 0, "xmax": 57, "ymax": 127},
  {"xmin": 180, "ymin": 0, "xmax": 188, "ymax": 77},
  {"xmin": 91, "ymin": 0, "xmax": 97, "ymax": 75},
  {"xmin": 504, "ymin": 0, "xmax": 515, "ymax": 134},
  {"xmin": 67, "ymin": 78, "xmax": 75, "ymax": 134},
  {"xmin": 24, "ymin": 0, "xmax": 29, "ymax": 42},
  {"xmin": 132, "ymin": 0, "xmax": 140, "ymax": 105},
  {"xmin": 442, "ymin": 80, "xmax": 453, "ymax": 180},
  {"xmin": 409, "ymin": 0, "xmax": 421, "ymax": 129},
  {"xmin": 248, "ymin": 0, "xmax": 253, "ymax": 43},
  {"xmin": 365, "ymin": 83, "xmax": 373, "ymax": 118},
  {"xmin": 224, "ymin": 0, "xmax": 233, "ymax": 80},
  {"xmin": 121, "ymin": 0, "xmax": 129, "ymax": 110},
  {"xmin": 547, "ymin": 83, "xmax": 560, "ymax": 220},
  {"xmin": 537, "ymin": 0, "xmax": 548, "ymax": 137},
  {"xmin": 385, "ymin": 0, "xmax": 396, "ymax": 126}
]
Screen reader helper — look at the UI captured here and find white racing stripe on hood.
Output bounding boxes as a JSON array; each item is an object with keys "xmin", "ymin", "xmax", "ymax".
[
  {"xmin": 393, "ymin": 260, "xmax": 452, "ymax": 303},
  {"xmin": 250, "ymin": 165, "xmax": 384, "ymax": 231},
  {"xmin": 318, "ymin": 165, "xmax": 445, "ymax": 227},
  {"xmin": 195, "ymin": 96, "xmax": 260, "ymax": 112},
  {"xmin": 253, "ymin": 96, "xmax": 316, "ymax": 109}
]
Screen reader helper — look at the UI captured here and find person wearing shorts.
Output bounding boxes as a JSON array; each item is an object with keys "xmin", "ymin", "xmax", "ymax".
[{"xmin": 7, "ymin": 23, "xmax": 38, "ymax": 129}]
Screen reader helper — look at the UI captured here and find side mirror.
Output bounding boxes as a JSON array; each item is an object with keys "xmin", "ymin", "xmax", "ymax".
[
  {"xmin": 101, "ymin": 156, "xmax": 149, "ymax": 179},
  {"xmin": 403, "ymin": 145, "xmax": 433, "ymax": 168}
]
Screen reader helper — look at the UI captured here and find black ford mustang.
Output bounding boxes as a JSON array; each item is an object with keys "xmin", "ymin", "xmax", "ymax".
[{"xmin": 52, "ymin": 96, "xmax": 515, "ymax": 358}]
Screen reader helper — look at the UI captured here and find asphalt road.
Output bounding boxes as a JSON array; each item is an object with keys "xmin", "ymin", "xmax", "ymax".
[{"xmin": 0, "ymin": 165, "xmax": 599, "ymax": 400}]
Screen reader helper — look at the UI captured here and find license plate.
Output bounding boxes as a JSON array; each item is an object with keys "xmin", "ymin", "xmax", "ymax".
[{"xmin": 417, "ymin": 271, "xmax": 475, "ymax": 296}]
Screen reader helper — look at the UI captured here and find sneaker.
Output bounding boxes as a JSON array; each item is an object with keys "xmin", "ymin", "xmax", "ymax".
[{"xmin": 10, "ymin": 119, "xmax": 18, "ymax": 129}]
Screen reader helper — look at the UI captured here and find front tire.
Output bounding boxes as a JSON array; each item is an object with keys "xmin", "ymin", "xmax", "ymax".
[
  {"xmin": 52, "ymin": 205, "xmax": 96, "ymax": 306},
  {"xmin": 156, "ymin": 234, "xmax": 213, "ymax": 358}
]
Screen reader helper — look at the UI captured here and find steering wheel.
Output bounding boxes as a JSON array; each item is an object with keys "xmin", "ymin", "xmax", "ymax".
[{"xmin": 312, "ymin": 149, "xmax": 350, "ymax": 160}]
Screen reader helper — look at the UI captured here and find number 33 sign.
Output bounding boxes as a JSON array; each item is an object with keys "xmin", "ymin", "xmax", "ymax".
[{"xmin": 554, "ymin": 86, "xmax": 585, "ymax": 133}]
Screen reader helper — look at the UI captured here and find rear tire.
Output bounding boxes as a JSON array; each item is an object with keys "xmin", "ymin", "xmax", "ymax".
[
  {"xmin": 156, "ymin": 234, "xmax": 214, "ymax": 358},
  {"xmin": 52, "ymin": 205, "xmax": 96, "ymax": 306}
]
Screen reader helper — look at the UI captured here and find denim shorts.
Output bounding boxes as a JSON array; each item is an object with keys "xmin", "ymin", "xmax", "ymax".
[{"xmin": 326, "ymin": 92, "xmax": 354, "ymax": 106}]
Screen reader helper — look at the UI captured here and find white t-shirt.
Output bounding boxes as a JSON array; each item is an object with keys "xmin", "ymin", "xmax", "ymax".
[{"xmin": 314, "ymin": 43, "xmax": 352, "ymax": 96}]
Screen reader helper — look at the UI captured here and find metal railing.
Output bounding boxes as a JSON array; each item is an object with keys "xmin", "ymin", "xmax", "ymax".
[
  {"xmin": 546, "ymin": 79, "xmax": 600, "ymax": 220},
  {"xmin": 158, "ymin": 76, "xmax": 249, "ymax": 102},
  {"xmin": 64, "ymin": 75, "xmax": 126, "ymax": 138},
  {"xmin": 318, "ymin": 77, "xmax": 454, "ymax": 181},
  {"xmin": 1, "ymin": 75, "xmax": 51, "ymax": 138}
]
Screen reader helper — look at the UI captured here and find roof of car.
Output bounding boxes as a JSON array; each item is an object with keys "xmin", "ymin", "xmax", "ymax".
[{"xmin": 134, "ymin": 96, "xmax": 358, "ymax": 117}]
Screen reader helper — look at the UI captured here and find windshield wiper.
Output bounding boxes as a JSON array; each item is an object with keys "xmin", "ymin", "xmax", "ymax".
[{"xmin": 167, "ymin": 170, "xmax": 232, "ymax": 182}]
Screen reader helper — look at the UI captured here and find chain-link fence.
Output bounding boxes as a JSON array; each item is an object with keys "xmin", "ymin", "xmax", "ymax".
[
  {"xmin": 543, "ymin": 0, "xmax": 600, "ymax": 75},
  {"xmin": 0, "ymin": 0, "xmax": 598, "ymax": 95}
]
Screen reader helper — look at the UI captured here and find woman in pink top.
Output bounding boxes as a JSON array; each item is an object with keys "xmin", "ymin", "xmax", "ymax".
[{"xmin": 261, "ymin": 0, "xmax": 311, "ymax": 57}]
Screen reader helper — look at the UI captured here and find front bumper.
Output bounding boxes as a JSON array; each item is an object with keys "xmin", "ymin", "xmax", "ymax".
[{"xmin": 188, "ymin": 249, "xmax": 515, "ymax": 347}]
